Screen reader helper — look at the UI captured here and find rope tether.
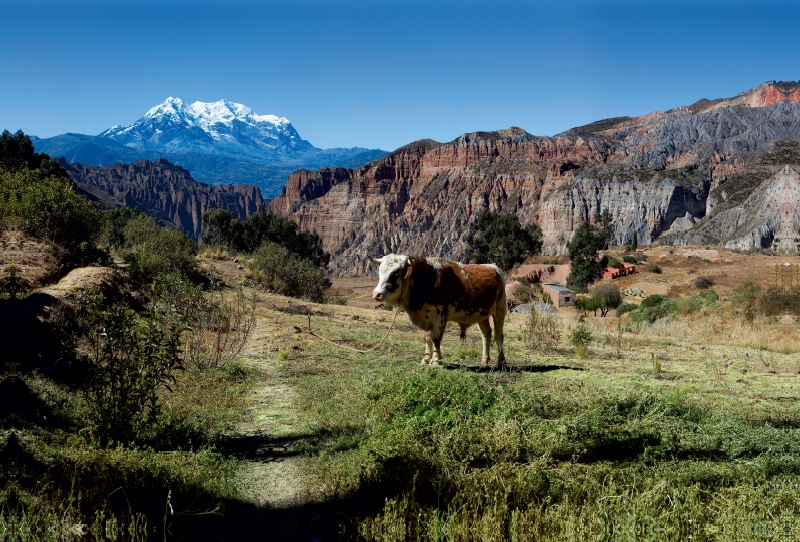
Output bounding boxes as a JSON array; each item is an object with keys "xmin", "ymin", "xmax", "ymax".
[{"xmin": 307, "ymin": 308, "xmax": 401, "ymax": 354}]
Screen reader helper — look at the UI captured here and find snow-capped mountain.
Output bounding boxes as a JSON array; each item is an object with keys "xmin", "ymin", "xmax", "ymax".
[
  {"xmin": 34, "ymin": 97, "xmax": 388, "ymax": 197},
  {"xmin": 99, "ymin": 97, "xmax": 316, "ymax": 161}
]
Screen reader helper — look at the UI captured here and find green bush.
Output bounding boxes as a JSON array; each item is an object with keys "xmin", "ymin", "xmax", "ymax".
[
  {"xmin": 570, "ymin": 324, "xmax": 592, "ymax": 349},
  {"xmin": 201, "ymin": 209, "xmax": 330, "ymax": 267},
  {"xmin": 120, "ymin": 214, "xmax": 198, "ymax": 283},
  {"xmin": 0, "ymin": 168, "xmax": 104, "ymax": 263},
  {"xmin": 616, "ymin": 303, "xmax": 639, "ymax": 317},
  {"xmin": 645, "ymin": 262, "xmax": 662, "ymax": 274},
  {"xmin": 103, "ymin": 207, "xmax": 146, "ymax": 249},
  {"xmin": 76, "ymin": 293, "xmax": 184, "ymax": 445},
  {"xmin": 249, "ymin": 242, "xmax": 330, "ymax": 302},
  {"xmin": 641, "ymin": 294, "xmax": 666, "ymax": 308}
]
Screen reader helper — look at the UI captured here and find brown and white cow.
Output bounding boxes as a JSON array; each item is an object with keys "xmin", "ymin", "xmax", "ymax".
[{"xmin": 369, "ymin": 254, "xmax": 506, "ymax": 366}]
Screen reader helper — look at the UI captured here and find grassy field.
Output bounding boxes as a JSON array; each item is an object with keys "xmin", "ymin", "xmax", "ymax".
[
  {"xmin": 13, "ymin": 246, "xmax": 800, "ymax": 541},
  {"xmin": 228, "ymin": 246, "xmax": 800, "ymax": 541}
]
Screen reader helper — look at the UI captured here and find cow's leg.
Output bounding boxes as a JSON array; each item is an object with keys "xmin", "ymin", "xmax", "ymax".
[
  {"xmin": 478, "ymin": 318, "xmax": 492, "ymax": 365},
  {"xmin": 459, "ymin": 323, "xmax": 469, "ymax": 342},
  {"xmin": 422, "ymin": 331, "xmax": 433, "ymax": 364},
  {"xmin": 430, "ymin": 322, "xmax": 445, "ymax": 364},
  {"xmin": 493, "ymin": 308, "xmax": 506, "ymax": 367}
]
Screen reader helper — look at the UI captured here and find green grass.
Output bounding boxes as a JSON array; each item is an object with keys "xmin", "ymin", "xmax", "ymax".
[{"xmin": 274, "ymin": 303, "xmax": 800, "ymax": 540}]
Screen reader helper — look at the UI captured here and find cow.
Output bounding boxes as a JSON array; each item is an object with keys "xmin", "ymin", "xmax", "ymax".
[{"xmin": 368, "ymin": 254, "xmax": 506, "ymax": 366}]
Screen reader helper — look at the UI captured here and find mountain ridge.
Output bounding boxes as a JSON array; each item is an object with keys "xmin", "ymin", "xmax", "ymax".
[
  {"xmin": 33, "ymin": 97, "xmax": 389, "ymax": 197},
  {"xmin": 266, "ymin": 81, "xmax": 800, "ymax": 275}
]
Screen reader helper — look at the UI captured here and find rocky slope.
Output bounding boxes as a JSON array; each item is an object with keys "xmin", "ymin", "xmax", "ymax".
[
  {"xmin": 267, "ymin": 82, "xmax": 800, "ymax": 275},
  {"xmin": 62, "ymin": 158, "xmax": 263, "ymax": 241}
]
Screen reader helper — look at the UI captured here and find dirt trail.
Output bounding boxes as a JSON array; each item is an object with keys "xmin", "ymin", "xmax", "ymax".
[{"xmin": 227, "ymin": 297, "xmax": 326, "ymax": 541}]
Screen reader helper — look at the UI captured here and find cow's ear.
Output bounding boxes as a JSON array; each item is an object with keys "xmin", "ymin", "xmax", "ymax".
[
  {"xmin": 368, "ymin": 255, "xmax": 382, "ymax": 265},
  {"xmin": 407, "ymin": 257, "xmax": 416, "ymax": 267}
]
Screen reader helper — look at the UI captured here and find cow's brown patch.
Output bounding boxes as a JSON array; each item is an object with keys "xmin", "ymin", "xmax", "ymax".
[{"xmin": 406, "ymin": 258, "xmax": 503, "ymax": 318}]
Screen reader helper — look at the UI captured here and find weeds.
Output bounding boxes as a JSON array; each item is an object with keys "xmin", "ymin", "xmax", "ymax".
[
  {"xmin": 184, "ymin": 286, "xmax": 257, "ymax": 371},
  {"xmin": 523, "ymin": 310, "xmax": 561, "ymax": 350}
]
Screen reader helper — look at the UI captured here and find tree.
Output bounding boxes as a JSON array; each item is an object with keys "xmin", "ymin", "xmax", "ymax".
[
  {"xmin": 465, "ymin": 210, "xmax": 543, "ymax": 271},
  {"xmin": 566, "ymin": 221, "xmax": 609, "ymax": 292},
  {"xmin": 598, "ymin": 208, "xmax": 614, "ymax": 249},
  {"xmin": 0, "ymin": 130, "xmax": 69, "ymax": 179},
  {"xmin": 202, "ymin": 209, "xmax": 244, "ymax": 250},
  {"xmin": 575, "ymin": 285, "xmax": 622, "ymax": 317},
  {"xmin": 200, "ymin": 209, "xmax": 330, "ymax": 267},
  {"xmin": 631, "ymin": 230, "xmax": 638, "ymax": 251}
]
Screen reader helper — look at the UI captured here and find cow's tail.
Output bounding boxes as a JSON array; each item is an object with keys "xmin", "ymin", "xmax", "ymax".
[{"xmin": 491, "ymin": 264, "xmax": 507, "ymax": 363}]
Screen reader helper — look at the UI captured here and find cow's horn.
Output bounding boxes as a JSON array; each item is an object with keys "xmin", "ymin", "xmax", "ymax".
[
  {"xmin": 407, "ymin": 257, "xmax": 416, "ymax": 266},
  {"xmin": 367, "ymin": 255, "xmax": 382, "ymax": 265}
]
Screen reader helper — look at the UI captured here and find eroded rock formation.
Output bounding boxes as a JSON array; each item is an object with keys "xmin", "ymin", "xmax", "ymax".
[
  {"xmin": 62, "ymin": 158, "xmax": 264, "ymax": 240},
  {"xmin": 265, "ymin": 82, "xmax": 800, "ymax": 274}
]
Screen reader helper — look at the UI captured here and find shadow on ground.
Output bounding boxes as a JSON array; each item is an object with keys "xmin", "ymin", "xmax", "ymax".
[{"xmin": 443, "ymin": 361, "xmax": 586, "ymax": 373}]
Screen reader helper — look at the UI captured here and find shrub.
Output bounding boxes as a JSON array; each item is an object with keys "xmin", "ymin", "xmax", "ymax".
[
  {"xmin": 641, "ymin": 294, "xmax": 666, "ymax": 308},
  {"xmin": 201, "ymin": 209, "xmax": 330, "ymax": 267},
  {"xmin": 645, "ymin": 262, "xmax": 662, "ymax": 274},
  {"xmin": 104, "ymin": 207, "xmax": 146, "ymax": 249},
  {"xmin": 249, "ymin": 242, "xmax": 330, "ymax": 302},
  {"xmin": 0, "ymin": 167, "xmax": 104, "ymax": 264},
  {"xmin": 606, "ymin": 256, "xmax": 621, "ymax": 267},
  {"xmin": 694, "ymin": 275, "xmax": 714, "ymax": 289},
  {"xmin": 732, "ymin": 281, "xmax": 762, "ymax": 322},
  {"xmin": 524, "ymin": 310, "xmax": 561, "ymax": 350},
  {"xmin": 120, "ymin": 215, "xmax": 198, "ymax": 283},
  {"xmin": 570, "ymin": 324, "xmax": 592, "ymax": 353},
  {"xmin": 155, "ymin": 275, "xmax": 257, "ymax": 371},
  {"xmin": 616, "ymin": 303, "xmax": 638, "ymax": 317},
  {"xmin": 76, "ymin": 293, "xmax": 184, "ymax": 445},
  {"xmin": 628, "ymin": 295, "xmax": 677, "ymax": 323},
  {"xmin": 623, "ymin": 255, "xmax": 636, "ymax": 263}
]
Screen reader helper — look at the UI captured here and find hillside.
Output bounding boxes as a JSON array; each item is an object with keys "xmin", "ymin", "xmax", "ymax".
[
  {"xmin": 62, "ymin": 158, "xmax": 264, "ymax": 241},
  {"xmin": 267, "ymin": 82, "xmax": 800, "ymax": 275}
]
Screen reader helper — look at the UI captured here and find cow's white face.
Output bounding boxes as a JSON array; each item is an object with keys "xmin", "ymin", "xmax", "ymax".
[{"xmin": 369, "ymin": 254, "xmax": 411, "ymax": 302}]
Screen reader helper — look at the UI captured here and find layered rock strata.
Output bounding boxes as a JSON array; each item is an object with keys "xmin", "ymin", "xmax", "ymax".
[
  {"xmin": 62, "ymin": 158, "xmax": 264, "ymax": 241},
  {"xmin": 266, "ymin": 83, "xmax": 800, "ymax": 274}
]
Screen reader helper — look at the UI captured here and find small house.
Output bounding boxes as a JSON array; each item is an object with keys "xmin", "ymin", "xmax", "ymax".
[
  {"xmin": 602, "ymin": 262, "xmax": 636, "ymax": 280},
  {"xmin": 542, "ymin": 284, "xmax": 575, "ymax": 307}
]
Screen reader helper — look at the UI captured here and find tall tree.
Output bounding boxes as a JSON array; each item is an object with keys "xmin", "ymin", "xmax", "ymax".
[
  {"xmin": 566, "ymin": 221, "xmax": 609, "ymax": 292},
  {"xmin": 465, "ymin": 210, "xmax": 543, "ymax": 271}
]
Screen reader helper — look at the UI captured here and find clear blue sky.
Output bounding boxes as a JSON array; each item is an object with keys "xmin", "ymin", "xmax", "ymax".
[{"xmin": 2, "ymin": 0, "xmax": 800, "ymax": 151}]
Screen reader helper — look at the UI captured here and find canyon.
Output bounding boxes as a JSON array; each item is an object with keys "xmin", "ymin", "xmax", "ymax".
[{"xmin": 267, "ymin": 82, "xmax": 800, "ymax": 275}]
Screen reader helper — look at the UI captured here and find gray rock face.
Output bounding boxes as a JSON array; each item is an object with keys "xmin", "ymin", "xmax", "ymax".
[{"xmin": 675, "ymin": 165, "xmax": 800, "ymax": 252}]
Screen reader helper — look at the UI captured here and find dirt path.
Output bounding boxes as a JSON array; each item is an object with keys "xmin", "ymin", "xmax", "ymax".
[{"xmin": 226, "ymin": 299, "xmax": 330, "ymax": 541}]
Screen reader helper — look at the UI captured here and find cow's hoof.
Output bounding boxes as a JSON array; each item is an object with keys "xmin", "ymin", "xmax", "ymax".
[
  {"xmin": 481, "ymin": 357, "xmax": 490, "ymax": 365},
  {"xmin": 429, "ymin": 359, "xmax": 441, "ymax": 366}
]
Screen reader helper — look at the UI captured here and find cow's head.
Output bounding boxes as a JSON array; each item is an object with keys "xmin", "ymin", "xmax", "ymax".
[{"xmin": 368, "ymin": 254, "xmax": 415, "ymax": 302}]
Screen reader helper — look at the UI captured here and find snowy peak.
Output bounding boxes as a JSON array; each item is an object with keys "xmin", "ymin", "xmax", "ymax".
[{"xmin": 99, "ymin": 97, "xmax": 316, "ymax": 160}]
